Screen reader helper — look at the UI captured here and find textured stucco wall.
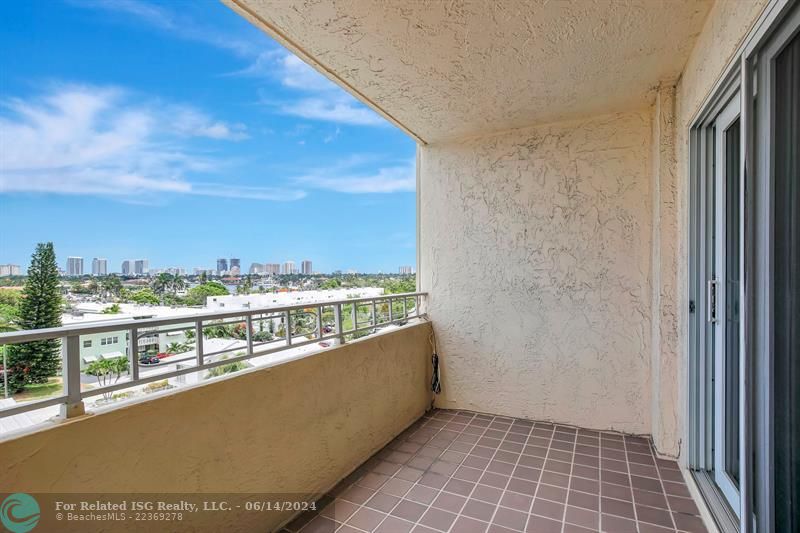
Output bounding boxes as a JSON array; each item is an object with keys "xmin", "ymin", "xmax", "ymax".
[
  {"xmin": 0, "ymin": 323, "xmax": 432, "ymax": 532},
  {"xmin": 420, "ymin": 112, "xmax": 653, "ymax": 435},
  {"xmin": 228, "ymin": 0, "xmax": 710, "ymax": 144},
  {"xmin": 672, "ymin": 0, "xmax": 769, "ymax": 463},
  {"xmin": 650, "ymin": 83, "xmax": 681, "ymax": 457}
]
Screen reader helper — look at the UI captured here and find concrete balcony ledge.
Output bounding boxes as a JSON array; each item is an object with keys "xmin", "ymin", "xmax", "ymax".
[{"xmin": 0, "ymin": 322, "xmax": 434, "ymax": 532}]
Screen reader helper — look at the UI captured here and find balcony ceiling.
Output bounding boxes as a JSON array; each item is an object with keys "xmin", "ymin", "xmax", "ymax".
[{"xmin": 228, "ymin": 0, "xmax": 712, "ymax": 144}]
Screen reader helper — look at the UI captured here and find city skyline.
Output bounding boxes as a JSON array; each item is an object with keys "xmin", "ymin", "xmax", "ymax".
[
  {"xmin": 0, "ymin": 1, "xmax": 416, "ymax": 274},
  {"xmin": 0, "ymin": 253, "xmax": 413, "ymax": 276}
]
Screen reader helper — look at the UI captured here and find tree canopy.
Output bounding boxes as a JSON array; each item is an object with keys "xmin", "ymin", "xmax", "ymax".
[{"xmin": 6, "ymin": 243, "xmax": 63, "ymax": 392}]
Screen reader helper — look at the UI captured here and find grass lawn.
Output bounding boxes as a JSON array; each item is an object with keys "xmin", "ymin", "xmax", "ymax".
[{"xmin": 13, "ymin": 377, "xmax": 62, "ymax": 402}]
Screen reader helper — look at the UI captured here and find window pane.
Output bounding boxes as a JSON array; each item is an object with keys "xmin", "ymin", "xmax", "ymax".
[
  {"xmin": 724, "ymin": 117, "xmax": 741, "ymax": 487},
  {"xmin": 774, "ymin": 29, "xmax": 799, "ymax": 533}
]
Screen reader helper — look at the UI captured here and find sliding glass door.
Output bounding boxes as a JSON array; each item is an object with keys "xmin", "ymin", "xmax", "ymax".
[
  {"xmin": 711, "ymin": 95, "xmax": 742, "ymax": 513},
  {"xmin": 689, "ymin": 4, "xmax": 799, "ymax": 532},
  {"xmin": 769, "ymin": 21, "xmax": 799, "ymax": 533}
]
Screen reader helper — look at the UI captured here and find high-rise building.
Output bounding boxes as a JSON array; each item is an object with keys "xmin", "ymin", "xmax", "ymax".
[
  {"xmin": 264, "ymin": 263, "xmax": 281, "ymax": 276},
  {"xmin": 230, "ymin": 258, "xmax": 240, "ymax": 270},
  {"xmin": 0, "ymin": 264, "xmax": 21, "ymax": 277},
  {"xmin": 399, "ymin": 265, "xmax": 415, "ymax": 275},
  {"xmin": 121, "ymin": 260, "xmax": 132, "ymax": 275},
  {"xmin": 91, "ymin": 258, "xmax": 108, "ymax": 276},
  {"xmin": 282, "ymin": 261, "xmax": 296, "ymax": 275},
  {"xmin": 134, "ymin": 259, "xmax": 149, "ymax": 276},
  {"xmin": 216, "ymin": 258, "xmax": 228, "ymax": 274},
  {"xmin": 301, "ymin": 260, "xmax": 313, "ymax": 275},
  {"xmin": 67, "ymin": 256, "xmax": 84, "ymax": 276},
  {"xmin": 249, "ymin": 263, "xmax": 265, "ymax": 275}
]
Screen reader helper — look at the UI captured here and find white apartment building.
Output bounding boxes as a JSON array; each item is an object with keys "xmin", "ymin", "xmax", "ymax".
[
  {"xmin": 64, "ymin": 303, "xmax": 207, "ymax": 369},
  {"xmin": 66, "ymin": 256, "xmax": 83, "ymax": 276},
  {"xmin": 0, "ymin": 264, "xmax": 21, "ymax": 277},
  {"xmin": 300, "ymin": 260, "xmax": 312, "ymax": 275},
  {"xmin": 133, "ymin": 259, "xmax": 149, "ymax": 276},
  {"xmin": 91, "ymin": 258, "xmax": 107, "ymax": 276},
  {"xmin": 282, "ymin": 261, "xmax": 296, "ymax": 275},
  {"xmin": 206, "ymin": 287, "xmax": 385, "ymax": 311}
]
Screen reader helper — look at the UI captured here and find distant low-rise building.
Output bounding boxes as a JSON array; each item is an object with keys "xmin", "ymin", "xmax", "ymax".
[
  {"xmin": 206, "ymin": 287, "xmax": 385, "ymax": 312},
  {"xmin": 64, "ymin": 303, "xmax": 207, "ymax": 369}
]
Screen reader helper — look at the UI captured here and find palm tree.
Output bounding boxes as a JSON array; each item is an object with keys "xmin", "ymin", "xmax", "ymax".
[
  {"xmin": 85, "ymin": 357, "xmax": 129, "ymax": 400},
  {"xmin": 100, "ymin": 275, "xmax": 122, "ymax": 299},
  {"xmin": 151, "ymin": 273, "xmax": 186, "ymax": 300},
  {"xmin": 171, "ymin": 274, "xmax": 186, "ymax": 295},
  {"xmin": 150, "ymin": 273, "xmax": 171, "ymax": 296}
]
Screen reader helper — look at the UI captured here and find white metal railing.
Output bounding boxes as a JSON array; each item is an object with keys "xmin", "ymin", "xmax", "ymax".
[{"xmin": 0, "ymin": 292, "xmax": 427, "ymax": 422}]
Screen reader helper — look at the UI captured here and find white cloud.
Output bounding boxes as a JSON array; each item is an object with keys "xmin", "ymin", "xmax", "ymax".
[
  {"xmin": 324, "ymin": 127, "xmax": 341, "ymax": 144},
  {"xmin": 295, "ymin": 160, "xmax": 415, "ymax": 193},
  {"xmin": 280, "ymin": 97, "xmax": 386, "ymax": 127},
  {"xmin": 0, "ymin": 84, "xmax": 303, "ymax": 202},
  {"xmin": 279, "ymin": 55, "xmax": 337, "ymax": 92},
  {"xmin": 169, "ymin": 107, "xmax": 249, "ymax": 140},
  {"xmin": 246, "ymin": 53, "xmax": 386, "ymax": 127},
  {"xmin": 71, "ymin": 1, "xmax": 388, "ymax": 130},
  {"xmin": 69, "ymin": 0, "xmax": 259, "ymax": 58}
]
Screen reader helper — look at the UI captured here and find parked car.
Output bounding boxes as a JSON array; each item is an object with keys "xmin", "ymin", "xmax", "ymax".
[{"xmin": 139, "ymin": 355, "xmax": 160, "ymax": 365}]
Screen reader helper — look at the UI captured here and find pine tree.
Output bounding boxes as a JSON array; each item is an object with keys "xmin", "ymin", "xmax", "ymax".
[{"xmin": 7, "ymin": 243, "xmax": 62, "ymax": 392}]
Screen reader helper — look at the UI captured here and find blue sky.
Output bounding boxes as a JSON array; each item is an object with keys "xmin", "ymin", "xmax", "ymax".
[{"xmin": 0, "ymin": 0, "xmax": 417, "ymax": 274}]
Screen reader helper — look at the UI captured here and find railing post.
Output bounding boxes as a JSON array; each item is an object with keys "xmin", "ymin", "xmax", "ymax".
[
  {"xmin": 315, "ymin": 306, "xmax": 322, "ymax": 340},
  {"xmin": 371, "ymin": 299, "xmax": 377, "ymax": 326},
  {"xmin": 195, "ymin": 320, "xmax": 204, "ymax": 367},
  {"xmin": 245, "ymin": 315, "xmax": 254, "ymax": 355},
  {"xmin": 60, "ymin": 335, "xmax": 85, "ymax": 419},
  {"xmin": 285, "ymin": 310, "xmax": 292, "ymax": 346},
  {"xmin": 334, "ymin": 303, "xmax": 344, "ymax": 345},
  {"xmin": 388, "ymin": 297, "xmax": 393, "ymax": 323},
  {"xmin": 415, "ymin": 295, "xmax": 420, "ymax": 316},
  {"xmin": 129, "ymin": 327, "xmax": 139, "ymax": 382},
  {"xmin": 351, "ymin": 302, "xmax": 357, "ymax": 332},
  {"xmin": 403, "ymin": 297, "xmax": 408, "ymax": 318}
]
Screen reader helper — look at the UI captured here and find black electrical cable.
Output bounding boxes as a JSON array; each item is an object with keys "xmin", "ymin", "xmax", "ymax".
[
  {"xmin": 431, "ymin": 352, "xmax": 442, "ymax": 394},
  {"xmin": 429, "ymin": 327, "xmax": 441, "ymax": 395}
]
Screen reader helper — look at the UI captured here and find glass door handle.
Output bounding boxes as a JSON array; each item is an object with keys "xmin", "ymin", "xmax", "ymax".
[{"xmin": 707, "ymin": 279, "xmax": 719, "ymax": 323}]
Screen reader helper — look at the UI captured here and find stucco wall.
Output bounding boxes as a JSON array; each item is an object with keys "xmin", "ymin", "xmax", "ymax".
[
  {"xmin": 0, "ymin": 323, "xmax": 432, "ymax": 532},
  {"xmin": 650, "ymin": 83, "xmax": 681, "ymax": 457},
  {"xmin": 419, "ymin": 112, "xmax": 653, "ymax": 435}
]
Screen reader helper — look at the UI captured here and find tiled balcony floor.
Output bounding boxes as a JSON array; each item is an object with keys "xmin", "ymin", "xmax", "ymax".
[{"xmin": 284, "ymin": 409, "xmax": 707, "ymax": 533}]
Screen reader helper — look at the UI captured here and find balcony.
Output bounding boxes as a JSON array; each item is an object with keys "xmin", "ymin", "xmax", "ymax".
[{"xmin": 0, "ymin": 293, "xmax": 705, "ymax": 533}]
